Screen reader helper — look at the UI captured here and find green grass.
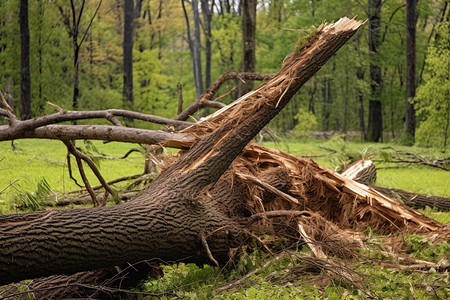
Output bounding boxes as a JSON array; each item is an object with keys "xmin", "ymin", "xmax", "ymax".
[{"xmin": 0, "ymin": 139, "xmax": 144, "ymax": 212}]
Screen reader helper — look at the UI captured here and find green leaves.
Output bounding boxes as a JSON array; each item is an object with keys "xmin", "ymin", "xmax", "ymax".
[{"xmin": 416, "ymin": 22, "xmax": 450, "ymax": 149}]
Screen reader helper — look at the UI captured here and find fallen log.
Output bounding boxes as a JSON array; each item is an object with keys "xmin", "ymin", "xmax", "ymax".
[
  {"xmin": 341, "ymin": 158, "xmax": 450, "ymax": 211},
  {"xmin": 372, "ymin": 186, "xmax": 450, "ymax": 211}
]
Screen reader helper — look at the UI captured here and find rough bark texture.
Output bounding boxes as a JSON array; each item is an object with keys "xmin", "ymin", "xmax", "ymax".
[
  {"xmin": 123, "ymin": 0, "xmax": 134, "ymax": 111},
  {"xmin": 0, "ymin": 18, "xmax": 367, "ymax": 286},
  {"xmin": 19, "ymin": 0, "xmax": 31, "ymax": 120},
  {"xmin": 373, "ymin": 186, "xmax": 450, "ymax": 211},
  {"xmin": 367, "ymin": 0, "xmax": 383, "ymax": 142}
]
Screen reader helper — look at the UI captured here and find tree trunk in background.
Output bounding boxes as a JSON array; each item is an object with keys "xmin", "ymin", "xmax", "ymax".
[
  {"xmin": 354, "ymin": 33, "xmax": 367, "ymax": 141},
  {"xmin": 201, "ymin": 0, "xmax": 212, "ymax": 90},
  {"xmin": 123, "ymin": 0, "xmax": 134, "ymax": 112},
  {"xmin": 70, "ymin": 0, "xmax": 82, "ymax": 113},
  {"xmin": 191, "ymin": 0, "xmax": 204, "ymax": 99},
  {"xmin": 19, "ymin": 0, "xmax": 31, "ymax": 120},
  {"xmin": 405, "ymin": 0, "xmax": 417, "ymax": 144},
  {"xmin": 367, "ymin": 0, "xmax": 383, "ymax": 142},
  {"xmin": 239, "ymin": 0, "xmax": 256, "ymax": 97}
]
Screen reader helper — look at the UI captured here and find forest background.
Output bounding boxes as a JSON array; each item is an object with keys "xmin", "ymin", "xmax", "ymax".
[{"xmin": 0, "ymin": 0, "xmax": 449, "ymax": 149}]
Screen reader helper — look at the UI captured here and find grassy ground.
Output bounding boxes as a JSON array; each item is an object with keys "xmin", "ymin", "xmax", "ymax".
[{"xmin": 0, "ymin": 138, "xmax": 448, "ymax": 299}]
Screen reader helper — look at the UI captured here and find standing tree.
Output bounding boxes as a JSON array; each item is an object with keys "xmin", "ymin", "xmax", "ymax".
[
  {"xmin": 182, "ymin": 0, "xmax": 204, "ymax": 100},
  {"xmin": 367, "ymin": 0, "xmax": 383, "ymax": 142},
  {"xmin": 416, "ymin": 20, "xmax": 450, "ymax": 148},
  {"xmin": 123, "ymin": 0, "xmax": 142, "ymax": 112},
  {"xmin": 239, "ymin": 0, "xmax": 257, "ymax": 97},
  {"xmin": 405, "ymin": 0, "xmax": 418, "ymax": 144},
  {"xmin": 57, "ymin": 0, "xmax": 102, "ymax": 112},
  {"xmin": 201, "ymin": 0, "xmax": 213, "ymax": 89},
  {"xmin": 19, "ymin": 0, "xmax": 31, "ymax": 120}
]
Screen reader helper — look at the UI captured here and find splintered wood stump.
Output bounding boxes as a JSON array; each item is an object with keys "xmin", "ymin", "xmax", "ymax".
[{"xmin": 2, "ymin": 18, "xmax": 440, "ymax": 291}]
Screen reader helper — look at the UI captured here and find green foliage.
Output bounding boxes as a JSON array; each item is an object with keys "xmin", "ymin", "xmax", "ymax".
[
  {"xmin": 292, "ymin": 109, "xmax": 318, "ymax": 139},
  {"xmin": 8, "ymin": 177, "xmax": 52, "ymax": 211},
  {"xmin": 416, "ymin": 22, "xmax": 450, "ymax": 149},
  {"xmin": 405, "ymin": 234, "xmax": 450, "ymax": 261}
]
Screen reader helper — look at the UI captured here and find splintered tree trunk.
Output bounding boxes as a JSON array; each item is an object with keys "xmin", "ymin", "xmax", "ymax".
[{"xmin": 0, "ymin": 18, "xmax": 365, "ymax": 285}]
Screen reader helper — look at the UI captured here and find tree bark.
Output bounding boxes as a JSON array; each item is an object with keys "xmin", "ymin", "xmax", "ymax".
[
  {"xmin": 0, "ymin": 18, "xmax": 366, "ymax": 285},
  {"xmin": 19, "ymin": 0, "xmax": 31, "ymax": 120},
  {"xmin": 367, "ymin": 0, "xmax": 383, "ymax": 142},
  {"xmin": 123, "ymin": 0, "xmax": 135, "ymax": 112},
  {"xmin": 405, "ymin": 0, "xmax": 417, "ymax": 143},
  {"xmin": 192, "ymin": 0, "xmax": 204, "ymax": 99},
  {"xmin": 239, "ymin": 0, "xmax": 257, "ymax": 97},
  {"xmin": 201, "ymin": 0, "xmax": 213, "ymax": 89},
  {"xmin": 372, "ymin": 186, "xmax": 450, "ymax": 211}
]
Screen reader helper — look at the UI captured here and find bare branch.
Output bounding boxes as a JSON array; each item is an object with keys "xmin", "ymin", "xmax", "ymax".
[
  {"xmin": 176, "ymin": 71, "xmax": 273, "ymax": 121},
  {"xmin": 64, "ymin": 141, "xmax": 116, "ymax": 204},
  {"xmin": 7, "ymin": 109, "xmax": 191, "ymax": 132},
  {"xmin": 177, "ymin": 82, "xmax": 183, "ymax": 115},
  {"xmin": 236, "ymin": 172, "xmax": 301, "ymax": 205},
  {"xmin": 64, "ymin": 140, "xmax": 98, "ymax": 206},
  {"xmin": 0, "ymin": 125, "xmax": 194, "ymax": 148},
  {"xmin": 201, "ymin": 232, "xmax": 219, "ymax": 267}
]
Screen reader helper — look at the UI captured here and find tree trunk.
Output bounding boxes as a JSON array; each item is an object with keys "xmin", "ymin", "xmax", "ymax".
[
  {"xmin": 19, "ymin": 0, "xmax": 31, "ymax": 120},
  {"xmin": 192, "ymin": 0, "xmax": 204, "ymax": 99},
  {"xmin": 367, "ymin": 0, "xmax": 383, "ymax": 142},
  {"xmin": 405, "ymin": 0, "xmax": 417, "ymax": 144},
  {"xmin": 0, "ymin": 18, "xmax": 366, "ymax": 285},
  {"xmin": 201, "ymin": 0, "xmax": 212, "ymax": 89},
  {"xmin": 123, "ymin": 0, "xmax": 134, "ymax": 112},
  {"xmin": 239, "ymin": 0, "xmax": 257, "ymax": 97}
]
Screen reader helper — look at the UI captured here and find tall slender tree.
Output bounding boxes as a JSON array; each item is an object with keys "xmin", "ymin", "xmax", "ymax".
[
  {"xmin": 405, "ymin": 0, "xmax": 417, "ymax": 143},
  {"xmin": 367, "ymin": 0, "xmax": 383, "ymax": 142},
  {"xmin": 201, "ymin": 0, "xmax": 213, "ymax": 89},
  {"xmin": 239, "ymin": 0, "xmax": 256, "ymax": 97},
  {"xmin": 182, "ymin": 0, "xmax": 204, "ymax": 99},
  {"xmin": 19, "ymin": 0, "xmax": 31, "ymax": 120},
  {"xmin": 57, "ymin": 0, "xmax": 102, "ymax": 112},
  {"xmin": 123, "ymin": 0, "xmax": 135, "ymax": 111}
]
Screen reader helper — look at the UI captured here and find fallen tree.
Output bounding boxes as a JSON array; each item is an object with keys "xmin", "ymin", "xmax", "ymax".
[
  {"xmin": 342, "ymin": 158, "xmax": 450, "ymax": 211},
  {"xmin": 0, "ymin": 18, "xmax": 446, "ymax": 297}
]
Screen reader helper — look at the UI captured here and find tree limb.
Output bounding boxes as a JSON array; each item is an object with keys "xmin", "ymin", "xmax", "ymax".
[{"xmin": 176, "ymin": 71, "xmax": 273, "ymax": 121}]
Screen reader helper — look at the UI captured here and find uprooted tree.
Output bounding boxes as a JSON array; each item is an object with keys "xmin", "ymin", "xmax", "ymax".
[{"xmin": 0, "ymin": 18, "xmax": 447, "ymax": 297}]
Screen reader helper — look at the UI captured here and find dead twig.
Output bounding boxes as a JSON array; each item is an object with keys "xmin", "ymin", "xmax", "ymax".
[
  {"xmin": 68, "ymin": 173, "xmax": 143, "ymax": 194},
  {"xmin": 176, "ymin": 71, "xmax": 273, "ymax": 121},
  {"xmin": 177, "ymin": 82, "xmax": 183, "ymax": 115},
  {"xmin": 64, "ymin": 141, "xmax": 116, "ymax": 205},
  {"xmin": 92, "ymin": 148, "xmax": 143, "ymax": 160},
  {"xmin": 236, "ymin": 172, "xmax": 301, "ymax": 205},
  {"xmin": 64, "ymin": 141, "xmax": 98, "ymax": 206},
  {"xmin": 0, "ymin": 179, "xmax": 19, "ymax": 196},
  {"xmin": 248, "ymin": 210, "xmax": 311, "ymax": 225},
  {"xmin": 201, "ymin": 232, "xmax": 219, "ymax": 267},
  {"xmin": 216, "ymin": 253, "xmax": 285, "ymax": 292},
  {"xmin": 66, "ymin": 152, "xmax": 83, "ymax": 188}
]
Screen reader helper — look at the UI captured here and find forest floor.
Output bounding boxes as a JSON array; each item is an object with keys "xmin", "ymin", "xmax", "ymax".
[{"xmin": 0, "ymin": 138, "xmax": 448, "ymax": 299}]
